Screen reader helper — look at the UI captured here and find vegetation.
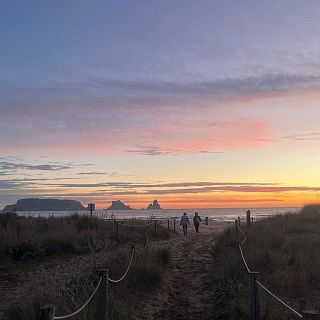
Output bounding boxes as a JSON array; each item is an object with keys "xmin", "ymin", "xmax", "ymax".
[
  {"xmin": 0, "ymin": 214, "xmax": 173, "ymax": 319},
  {"xmin": 211, "ymin": 204, "xmax": 320, "ymax": 320},
  {"xmin": 0, "ymin": 214, "xmax": 170, "ymax": 267}
]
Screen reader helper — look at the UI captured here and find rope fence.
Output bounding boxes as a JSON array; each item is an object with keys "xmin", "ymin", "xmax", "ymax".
[
  {"xmin": 53, "ymin": 277, "xmax": 102, "ymax": 319},
  {"xmin": 40, "ymin": 246, "xmax": 136, "ymax": 320},
  {"xmin": 115, "ymin": 218, "xmax": 179, "ymax": 241},
  {"xmin": 235, "ymin": 216, "xmax": 319, "ymax": 320},
  {"xmin": 108, "ymin": 246, "xmax": 135, "ymax": 283}
]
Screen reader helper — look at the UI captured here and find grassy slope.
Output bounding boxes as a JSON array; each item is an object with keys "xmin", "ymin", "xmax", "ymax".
[{"xmin": 211, "ymin": 204, "xmax": 320, "ymax": 320}]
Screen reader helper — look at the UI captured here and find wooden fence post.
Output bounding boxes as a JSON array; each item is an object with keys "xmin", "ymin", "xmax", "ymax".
[
  {"xmin": 116, "ymin": 222, "xmax": 119, "ymax": 243},
  {"xmin": 40, "ymin": 305, "xmax": 55, "ymax": 320},
  {"xmin": 301, "ymin": 310, "xmax": 320, "ymax": 319},
  {"xmin": 167, "ymin": 219, "xmax": 170, "ymax": 231},
  {"xmin": 238, "ymin": 216, "xmax": 241, "ymax": 225},
  {"xmin": 97, "ymin": 269, "xmax": 108, "ymax": 320},
  {"xmin": 247, "ymin": 210, "xmax": 251, "ymax": 227},
  {"xmin": 174, "ymin": 218, "xmax": 176, "ymax": 233},
  {"xmin": 235, "ymin": 220, "xmax": 239, "ymax": 241},
  {"xmin": 154, "ymin": 220, "xmax": 157, "ymax": 238},
  {"xmin": 249, "ymin": 272, "xmax": 260, "ymax": 320},
  {"xmin": 300, "ymin": 299, "xmax": 306, "ymax": 313},
  {"xmin": 205, "ymin": 217, "xmax": 209, "ymax": 225}
]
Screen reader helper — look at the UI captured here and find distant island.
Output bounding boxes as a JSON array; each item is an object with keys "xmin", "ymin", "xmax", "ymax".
[
  {"xmin": 147, "ymin": 199, "xmax": 161, "ymax": 210},
  {"xmin": 3, "ymin": 198, "xmax": 86, "ymax": 212},
  {"xmin": 107, "ymin": 200, "xmax": 132, "ymax": 210}
]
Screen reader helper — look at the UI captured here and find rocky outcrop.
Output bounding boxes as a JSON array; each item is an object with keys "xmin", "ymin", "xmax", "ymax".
[
  {"xmin": 3, "ymin": 198, "xmax": 86, "ymax": 212},
  {"xmin": 147, "ymin": 199, "xmax": 161, "ymax": 210},
  {"xmin": 107, "ymin": 200, "xmax": 132, "ymax": 210}
]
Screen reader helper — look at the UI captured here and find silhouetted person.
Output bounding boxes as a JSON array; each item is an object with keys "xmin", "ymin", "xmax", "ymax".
[
  {"xmin": 180, "ymin": 212, "xmax": 190, "ymax": 235},
  {"xmin": 193, "ymin": 212, "xmax": 201, "ymax": 234}
]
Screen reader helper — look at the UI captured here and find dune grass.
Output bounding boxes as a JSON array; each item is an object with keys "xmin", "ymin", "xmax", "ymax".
[
  {"xmin": 0, "ymin": 213, "xmax": 173, "ymax": 319},
  {"xmin": 0, "ymin": 213, "xmax": 170, "ymax": 267},
  {"xmin": 211, "ymin": 204, "xmax": 320, "ymax": 320}
]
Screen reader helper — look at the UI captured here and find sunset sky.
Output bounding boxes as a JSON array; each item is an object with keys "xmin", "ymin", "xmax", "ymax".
[{"xmin": 1, "ymin": 0, "xmax": 320, "ymax": 209}]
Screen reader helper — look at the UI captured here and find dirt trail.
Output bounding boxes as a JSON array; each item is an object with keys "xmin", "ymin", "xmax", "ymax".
[{"xmin": 133, "ymin": 222, "xmax": 230, "ymax": 320}]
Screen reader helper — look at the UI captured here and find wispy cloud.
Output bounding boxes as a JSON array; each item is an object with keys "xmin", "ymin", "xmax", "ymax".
[
  {"xmin": 0, "ymin": 161, "xmax": 72, "ymax": 171},
  {"xmin": 3, "ymin": 178, "xmax": 319, "ymax": 196},
  {"xmin": 125, "ymin": 146, "xmax": 222, "ymax": 156},
  {"xmin": 282, "ymin": 132, "xmax": 320, "ymax": 141},
  {"xmin": 41, "ymin": 181, "xmax": 279, "ymax": 189},
  {"xmin": 3, "ymin": 72, "xmax": 320, "ymax": 107}
]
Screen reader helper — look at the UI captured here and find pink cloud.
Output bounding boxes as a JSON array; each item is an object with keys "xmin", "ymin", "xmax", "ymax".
[{"xmin": 1, "ymin": 116, "xmax": 274, "ymax": 156}]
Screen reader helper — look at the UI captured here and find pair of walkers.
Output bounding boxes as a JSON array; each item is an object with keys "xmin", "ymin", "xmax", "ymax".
[{"xmin": 180, "ymin": 212, "xmax": 201, "ymax": 235}]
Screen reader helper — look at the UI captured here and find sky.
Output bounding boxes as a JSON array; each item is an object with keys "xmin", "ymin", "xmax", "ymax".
[{"xmin": 1, "ymin": 0, "xmax": 320, "ymax": 209}]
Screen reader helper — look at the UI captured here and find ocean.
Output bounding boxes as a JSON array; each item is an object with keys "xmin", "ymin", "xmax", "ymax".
[{"xmin": 18, "ymin": 207, "xmax": 300, "ymax": 223}]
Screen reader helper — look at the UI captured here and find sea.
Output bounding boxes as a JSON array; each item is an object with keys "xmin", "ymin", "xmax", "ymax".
[{"xmin": 17, "ymin": 207, "xmax": 300, "ymax": 223}]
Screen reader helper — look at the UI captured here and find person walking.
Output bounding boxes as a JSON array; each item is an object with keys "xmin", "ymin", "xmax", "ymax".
[
  {"xmin": 193, "ymin": 212, "xmax": 201, "ymax": 234},
  {"xmin": 180, "ymin": 212, "xmax": 190, "ymax": 235}
]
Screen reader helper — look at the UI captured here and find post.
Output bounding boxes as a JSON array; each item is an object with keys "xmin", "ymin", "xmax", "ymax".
[
  {"xmin": 301, "ymin": 310, "xmax": 320, "ymax": 319},
  {"xmin": 235, "ymin": 220, "xmax": 239, "ymax": 241},
  {"xmin": 167, "ymin": 219, "xmax": 170, "ymax": 231},
  {"xmin": 174, "ymin": 218, "xmax": 176, "ymax": 233},
  {"xmin": 238, "ymin": 216, "xmax": 241, "ymax": 225},
  {"xmin": 40, "ymin": 305, "xmax": 55, "ymax": 320},
  {"xmin": 154, "ymin": 220, "xmax": 157, "ymax": 238},
  {"xmin": 116, "ymin": 222, "xmax": 119, "ymax": 243},
  {"xmin": 88, "ymin": 203, "xmax": 95, "ymax": 217},
  {"xmin": 252, "ymin": 217, "xmax": 253, "ymax": 224},
  {"xmin": 247, "ymin": 210, "xmax": 251, "ymax": 227},
  {"xmin": 300, "ymin": 299, "xmax": 306, "ymax": 314},
  {"xmin": 97, "ymin": 269, "xmax": 108, "ymax": 320},
  {"xmin": 249, "ymin": 272, "xmax": 260, "ymax": 320},
  {"xmin": 205, "ymin": 217, "xmax": 209, "ymax": 225}
]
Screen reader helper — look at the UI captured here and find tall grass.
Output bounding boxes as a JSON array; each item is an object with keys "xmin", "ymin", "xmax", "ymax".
[
  {"xmin": 1, "ymin": 214, "xmax": 172, "ymax": 319},
  {"xmin": 0, "ymin": 214, "xmax": 170, "ymax": 267},
  {"xmin": 5, "ymin": 245, "xmax": 171, "ymax": 320},
  {"xmin": 211, "ymin": 204, "xmax": 320, "ymax": 320}
]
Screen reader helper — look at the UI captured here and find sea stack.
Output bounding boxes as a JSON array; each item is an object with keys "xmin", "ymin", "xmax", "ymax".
[
  {"xmin": 3, "ymin": 198, "xmax": 86, "ymax": 212},
  {"xmin": 107, "ymin": 200, "xmax": 132, "ymax": 210},
  {"xmin": 147, "ymin": 199, "xmax": 161, "ymax": 210}
]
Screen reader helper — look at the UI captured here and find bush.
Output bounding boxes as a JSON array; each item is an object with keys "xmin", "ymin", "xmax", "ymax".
[
  {"xmin": 7, "ymin": 242, "xmax": 35, "ymax": 261},
  {"xmin": 211, "ymin": 204, "xmax": 320, "ymax": 319},
  {"xmin": 43, "ymin": 238, "xmax": 76, "ymax": 256},
  {"xmin": 155, "ymin": 247, "xmax": 171, "ymax": 265}
]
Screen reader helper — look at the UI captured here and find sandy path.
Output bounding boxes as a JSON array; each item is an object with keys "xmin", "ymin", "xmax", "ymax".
[{"xmin": 133, "ymin": 221, "xmax": 231, "ymax": 320}]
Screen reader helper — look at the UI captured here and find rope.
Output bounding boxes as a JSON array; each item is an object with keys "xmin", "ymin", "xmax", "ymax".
[
  {"xmin": 241, "ymin": 234, "xmax": 248, "ymax": 246},
  {"xmin": 119, "ymin": 221, "xmax": 155, "ymax": 227},
  {"xmin": 237, "ymin": 223, "xmax": 246, "ymax": 237},
  {"xmin": 108, "ymin": 248, "xmax": 135, "ymax": 283},
  {"xmin": 238, "ymin": 244, "xmax": 251, "ymax": 273},
  {"xmin": 255, "ymin": 280, "xmax": 303, "ymax": 319},
  {"xmin": 54, "ymin": 276, "xmax": 102, "ymax": 319},
  {"xmin": 144, "ymin": 235, "xmax": 149, "ymax": 250},
  {"xmin": 235, "ymin": 221, "xmax": 302, "ymax": 319}
]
